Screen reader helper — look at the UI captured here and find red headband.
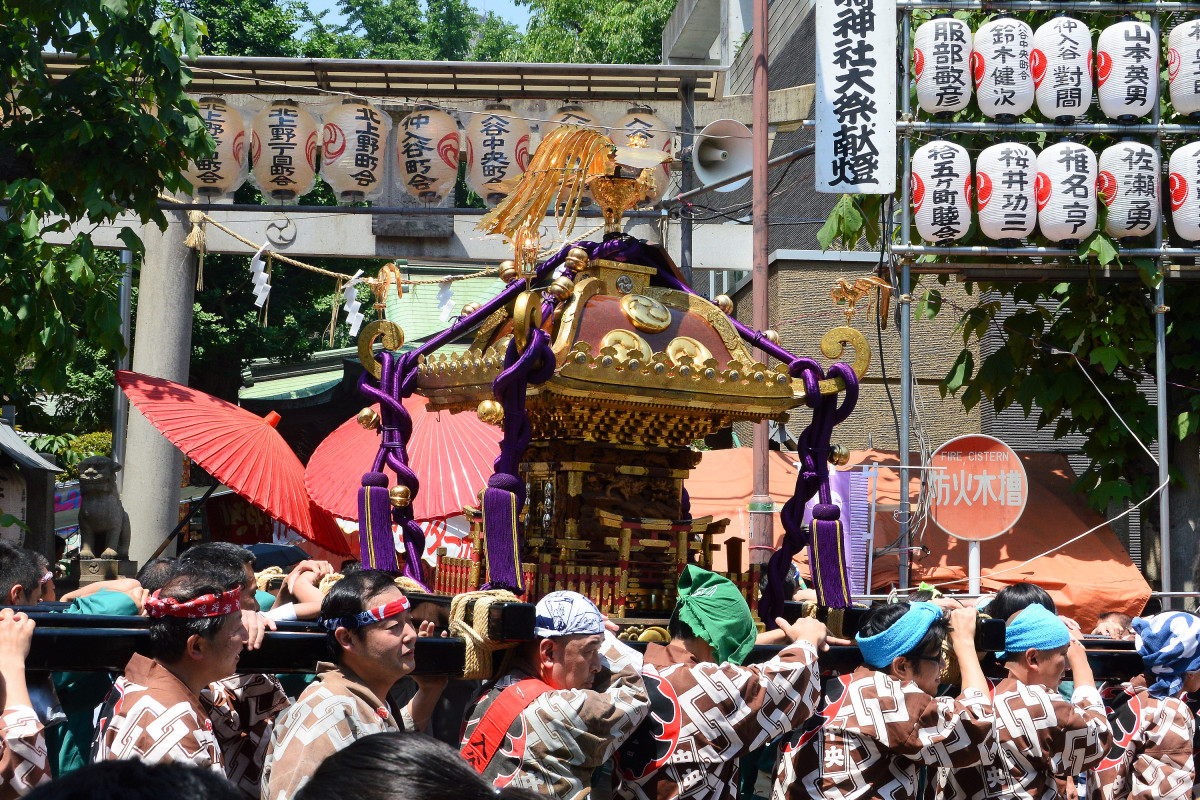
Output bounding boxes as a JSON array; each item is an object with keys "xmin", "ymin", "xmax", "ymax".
[{"xmin": 145, "ymin": 586, "xmax": 242, "ymax": 619}]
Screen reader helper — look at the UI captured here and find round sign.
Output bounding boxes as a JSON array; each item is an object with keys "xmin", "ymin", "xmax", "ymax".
[{"xmin": 928, "ymin": 434, "xmax": 1028, "ymax": 541}]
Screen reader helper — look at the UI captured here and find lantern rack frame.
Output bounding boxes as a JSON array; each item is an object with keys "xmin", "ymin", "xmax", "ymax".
[{"xmin": 890, "ymin": 0, "xmax": 1194, "ymax": 601}]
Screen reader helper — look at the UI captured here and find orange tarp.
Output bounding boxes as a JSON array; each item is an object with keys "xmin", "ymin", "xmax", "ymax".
[{"xmin": 687, "ymin": 448, "xmax": 1151, "ymax": 630}]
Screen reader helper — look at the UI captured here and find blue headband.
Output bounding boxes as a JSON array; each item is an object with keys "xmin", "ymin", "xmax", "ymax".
[
  {"xmin": 856, "ymin": 602, "xmax": 943, "ymax": 668},
  {"xmin": 1133, "ymin": 612, "xmax": 1200, "ymax": 698},
  {"xmin": 1004, "ymin": 604, "xmax": 1070, "ymax": 654}
]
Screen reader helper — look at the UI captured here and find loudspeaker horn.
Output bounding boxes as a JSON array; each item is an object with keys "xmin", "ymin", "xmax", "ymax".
[{"xmin": 692, "ymin": 119, "xmax": 752, "ymax": 192}]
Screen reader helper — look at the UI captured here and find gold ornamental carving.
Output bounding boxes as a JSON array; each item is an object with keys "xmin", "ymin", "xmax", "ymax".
[
  {"xmin": 358, "ymin": 320, "xmax": 404, "ymax": 380},
  {"xmin": 600, "ymin": 329, "xmax": 653, "ymax": 362},
  {"xmin": 620, "ymin": 294, "xmax": 672, "ymax": 333},
  {"xmin": 665, "ymin": 336, "xmax": 712, "ymax": 367}
]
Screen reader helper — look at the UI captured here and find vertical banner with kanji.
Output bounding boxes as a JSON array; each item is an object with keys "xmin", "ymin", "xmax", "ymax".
[{"xmin": 814, "ymin": 0, "xmax": 897, "ymax": 194}]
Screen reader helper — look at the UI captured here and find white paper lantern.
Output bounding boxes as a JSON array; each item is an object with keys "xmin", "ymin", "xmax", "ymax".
[
  {"xmin": 972, "ymin": 18, "xmax": 1035, "ymax": 119},
  {"xmin": 913, "ymin": 18, "xmax": 973, "ymax": 114},
  {"xmin": 183, "ymin": 97, "xmax": 248, "ymax": 199},
  {"xmin": 1169, "ymin": 141, "xmax": 1200, "ymax": 241},
  {"xmin": 1031, "ymin": 17, "xmax": 1093, "ymax": 121},
  {"xmin": 321, "ymin": 99, "xmax": 391, "ymax": 204},
  {"xmin": 465, "ymin": 103, "xmax": 531, "ymax": 207},
  {"xmin": 1168, "ymin": 20, "xmax": 1200, "ymax": 118},
  {"xmin": 1035, "ymin": 142, "xmax": 1097, "ymax": 242},
  {"xmin": 911, "ymin": 140, "xmax": 972, "ymax": 243},
  {"xmin": 397, "ymin": 109, "xmax": 460, "ymax": 204},
  {"xmin": 249, "ymin": 101, "xmax": 320, "ymax": 202},
  {"xmin": 1097, "ymin": 21, "xmax": 1158, "ymax": 120},
  {"xmin": 974, "ymin": 143, "xmax": 1037, "ymax": 240},
  {"xmin": 1097, "ymin": 142, "xmax": 1159, "ymax": 240},
  {"xmin": 611, "ymin": 105, "xmax": 675, "ymax": 203},
  {"xmin": 543, "ymin": 104, "xmax": 602, "ymax": 136}
]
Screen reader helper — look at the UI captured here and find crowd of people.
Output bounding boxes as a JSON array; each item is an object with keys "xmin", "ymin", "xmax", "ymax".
[{"xmin": 0, "ymin": 538, "xmax": 1196, "ymax": 800}]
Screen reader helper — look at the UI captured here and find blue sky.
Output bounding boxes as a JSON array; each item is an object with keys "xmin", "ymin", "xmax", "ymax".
[{"xmin": 304, "ymin": 0, "xmax": 531, "ymax": 30}]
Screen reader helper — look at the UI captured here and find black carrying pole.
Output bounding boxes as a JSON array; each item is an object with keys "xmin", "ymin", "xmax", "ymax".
[{"xmin": 148, "ymin": 482, "xmax": 218, "ymax": 561}]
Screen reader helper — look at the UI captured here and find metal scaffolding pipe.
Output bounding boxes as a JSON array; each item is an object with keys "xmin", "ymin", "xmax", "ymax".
[
  {"xmin": 898, "ymin": 6, "xmax": 913, "ymax": 591},
  {"xmin": 155, "ymin": 202, "xmax": 664, "ymax": 218},
  {"xmin": 891, "ymin": 244, "xmax": 1200, "ymax": 257},
  {"xmin": 896, "ymin": 0, "xmax": 1198, "ymax": 9},
  {"xmin": 900, "ymin": 121, "xmax": 1200, "ymax": 134}
]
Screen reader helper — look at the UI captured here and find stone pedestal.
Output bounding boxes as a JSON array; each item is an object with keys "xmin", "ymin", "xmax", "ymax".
[{"xmin": 78, "ymin": 558, "xmax": 138, "ymax": 586}]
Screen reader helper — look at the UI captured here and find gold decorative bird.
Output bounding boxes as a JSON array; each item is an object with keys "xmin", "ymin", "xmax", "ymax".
[{"xmin": 830, "ymin": 275, "xmax": 893, "ymax": 327}]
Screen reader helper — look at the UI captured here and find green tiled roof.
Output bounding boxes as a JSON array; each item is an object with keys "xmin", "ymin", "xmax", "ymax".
[
  {"xmin": 385, "ymin": 275, "xmax": 504, "ymax": 344},
  {"xmin": 238, "ymin": 370, "xmax": 343, "ymax": 401}
]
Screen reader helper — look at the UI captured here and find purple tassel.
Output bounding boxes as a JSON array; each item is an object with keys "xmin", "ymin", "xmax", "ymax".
[
  {"xmin": 358, "ymin": 472, "xmax": 398, "ymax": 571},
  {"xmin": 481, "ymin": 329, "xmax": 556, "ymax": 593}
]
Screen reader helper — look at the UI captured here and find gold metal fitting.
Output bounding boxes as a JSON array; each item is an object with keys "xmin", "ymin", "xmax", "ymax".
[
  {"xmin": 356, "ymin": 407, "xmax": 381, "ymax": 430},
  {"xmin": 461, "ymin": 301, "xmax": 481, "ymax": 316},
  {"xmin": 564, "ymin": 247, "xmax": 589, "ymax": 272},
  {"xmin": 498, "ymin": 260, "xmax": 520, "ymax": 283},
  {"xmin": 714, "ymin": 294, "xmax": 734, "ymax": 315},
  {"xmin": 477, "ymin": 399, "xmax": 505, "ymax": 426},
  {"xmin": 389, "ymin": 485, "xmax": 412, "ymax": 508},
  {"xmin": 547, "ymin": 276, "xmax": 575, "ymax": 300},
  {"xmin": 763, "ymin": 329, "xmax": 780, "ymax": 345},
  {"xmin": 828, "ymin": 444, "xmax": 850, "ymax": 466}
]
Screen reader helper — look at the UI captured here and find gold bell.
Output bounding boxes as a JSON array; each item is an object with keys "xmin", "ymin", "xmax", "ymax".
[
  {"xmin": 763, "ymin": 329, "xmax": 780, "ymax": 345},
  {"xmin": 477, "ymin": 399, "xmax": 504, "ymax": 426},
  {"xmin": 461, "ymin": 302, "xmax": 481, "ymax": 316},
  {"xmin": 547, "ymin": 276, "xmax": 575, "ymax": 301},
  {"xmin": 828, "ymin": 444, "xmax": 850, "ymax": 466},
  {"xmin": 356, "ymin": 407, "xmax": 381, "ymax": 430},
  {"xmin": 389, "ymin": 485, "xmax": 412, "ymax": 508},
  {"xmin": 564, "ymin": 247, "xmax": 589, "ymax": 272},
  {"xmin": 714, "ymin": 294, "xmax": 734, "ymax": 315},
  {"xmin": 498, "ymin": 260, "xmax": 520, "ymax": 283}
]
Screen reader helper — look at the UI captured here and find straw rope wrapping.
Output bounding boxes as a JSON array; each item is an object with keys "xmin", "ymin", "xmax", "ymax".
[
  {"xmin": 449, "ymin": 589, "xmax": 521, "ymax": 680},
  {"xmin": 254, "ymin": 566, "xmax": 284, "ymax": 593}
]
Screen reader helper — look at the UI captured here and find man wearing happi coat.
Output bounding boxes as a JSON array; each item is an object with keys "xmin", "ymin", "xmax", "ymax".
[
  {"xmin": 612, "ymin": 565, "xmax": 828, "ymax": 800},
  {"xmin": 262, "ymin": 570, "xmax": 446, "ymax": 800},
  {"xmin": 1086, "ymin": 611, "xmax": 1197, "ymax": 800},
  {"xmin": 773, "ymin": 602, "xmax": 995, "ymax": 800},
  {"xmin": 460, "ymin": 590, "xmax": 650, "ymax": 798},
  {"xmin": 91, "ymin": 563, "xmax": 249, "ymax": 773},
  {"xmin": 934, "ymin": 604, "xmax": 1111, "ymax": 800}
]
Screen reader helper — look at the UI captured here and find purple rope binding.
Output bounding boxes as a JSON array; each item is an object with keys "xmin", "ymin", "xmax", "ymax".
[
  {"xmin": 482, "ymin": 327, "xmax": 556, "ymax": 593},
  {"xmin": 356, "ymin": 349, "xmax": 429, "ymax": 588}
]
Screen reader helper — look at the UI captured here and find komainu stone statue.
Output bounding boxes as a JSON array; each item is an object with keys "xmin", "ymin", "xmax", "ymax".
[{"xmin": 77, "ymin": 456, "xmax": 130, "ymax": 560}]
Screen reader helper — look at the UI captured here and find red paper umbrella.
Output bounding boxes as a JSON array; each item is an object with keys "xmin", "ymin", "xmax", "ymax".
[
  {"xmin": 115, "ymin": 370, "xmax": 350, "ymax": 555},
  {"xmin": 306, "ymin": 396, "xmax": 501, "ymax": 523}
]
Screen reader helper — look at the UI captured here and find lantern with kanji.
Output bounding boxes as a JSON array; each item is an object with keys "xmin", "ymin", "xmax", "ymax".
[
  {"xmin": 611, "ymin": 105, "xmax": 675, "ymax": 203},
  {"xmin": 911, "ymin": 140, "xmax": 972, "ymax": 243},
  {"xmin": 321, "ymin": 99, "xmax": 391, "ymax": 204},
  {"xmin": 249, "ymin": 100, "xmax": 320, "ymax": 202},
  {"xmin": 1035, "ymin": 141, "xmax": 1097, "ymax": 242},
  {"xmin": 913, "ymin": 17, "xmax": 973, "ymax": 114},
  {"xmin": 1031, "ymin": 17, "xmax": 1092, "ymax": 121},
  {"xmin": 974, "ymin": 142, "xmax": 1037, "ymax": 241},
  {"xmin": 183, "ymin": 97, "xmax": 249, "ymax": 199},
  {"xmin": 1097, "ymin": 21, "xmax": 1158, "ymax": 121},
  {"xmin": 972, "ymin": 18, "xmax": 1035, "ymax": 120},
  {"xmin": 1168, "ymin": 20, "xmax": 1200, "ymax": 118},
  {"xmin": 465, "ymin": 103, "xmax": 532, "ymax": 206},
  {"xmin": 1097, "ymin": 142, "xmax": 1159, "ymax": 240},
  {"xmin": 1169, "ymin": 141, "xmax": 1200, "ymax": 241},
  {"xmin": 398, "ymin": 108, "xmax": 460, "ymax": 204}
]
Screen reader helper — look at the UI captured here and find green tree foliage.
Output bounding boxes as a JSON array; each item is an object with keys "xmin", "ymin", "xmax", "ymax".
[
  {"xmin": 0, "ymin": 0, "xmax": 208, "ymax": 410},
  {"xmin": 170, "ymin": 0, "xmax": 306, "ymax": 56},
  {"xmin": 819, "ymin": 9, "xmax": 1200, "ymax": 584},
  {"xmin": 512, "ymin": 0, "xmax": 675, "ymax": 63},
  {"xmin": 470, "ymin": 11, "xmax": 522, "ymax": 61},
  {"xmin": 300, "ymin": 0, "xmax": 475, "ymax": 60}
]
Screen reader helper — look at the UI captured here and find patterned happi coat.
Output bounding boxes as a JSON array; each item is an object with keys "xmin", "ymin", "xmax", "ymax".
[
  {"xmin": 0, "ymin": 705, "xmax": 49, "ymax": 799},
  {"xmin": 934, "ymin": 677, "xmax": 1111, "ymax": 800},
  {"xmin": 772, "ymin": 666, "xmax": 995, "ymax": 800},
  {"xmin": 201, "ymin": 673, "xmax": 290, "ymax": 799},
  {"xmin": 612, "ymin": 639, "xmax": 821, "ymax": 800},
  {"xmin": 1086, "ymin": 676, "xmax": 1194, "ymax": 800},
  {"xmin": 460, "ymin": 632, "xmax": 650, "ymax": 799},
  {"xmin": 261, "ymin": 662, "xmax": 413, "ymax": 800},
  {"xmin": 91, "ymin": 653, "xmax": 223, "ymax": 771}
]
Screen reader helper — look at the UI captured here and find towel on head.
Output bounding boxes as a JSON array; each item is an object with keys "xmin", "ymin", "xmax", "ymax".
[
  {"xmin": 1004, "ymin": 604, "xmax": 1071, "ymax": 654},
  {"xmin": 1133, "ymin": 612, "xmax": 1200, "ymax": 698},
  {"xmin": 856, "ymin": 602, "xmax": 942, "ymax": 669}
]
